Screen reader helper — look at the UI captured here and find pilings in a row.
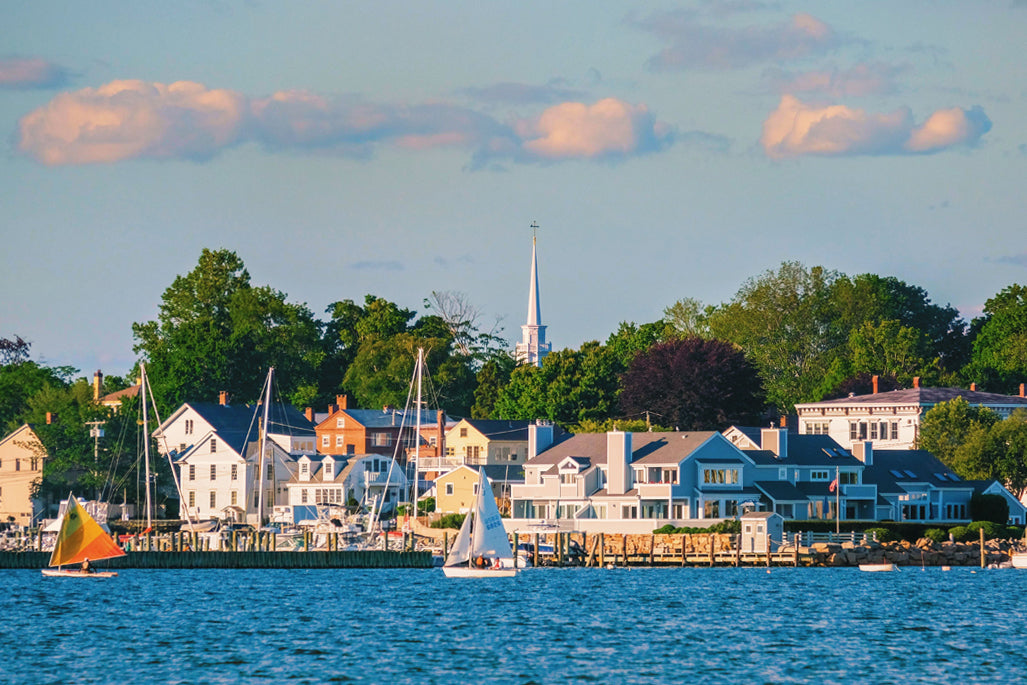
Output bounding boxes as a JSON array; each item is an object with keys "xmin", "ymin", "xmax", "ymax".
[{"xmin": 0, "ymin": 550, "xmax": 433, "ymax": 570}]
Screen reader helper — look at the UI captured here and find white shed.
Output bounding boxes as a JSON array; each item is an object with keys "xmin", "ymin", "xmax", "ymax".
[{"xmin": 740, "ymin": 511, "xmax": 784, "ymax": 553}]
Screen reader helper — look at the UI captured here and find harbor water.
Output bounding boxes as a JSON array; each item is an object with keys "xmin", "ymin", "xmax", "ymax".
[{"xmin": 2, "ymin": 566, "xmax": 1025, "ymax": 683}]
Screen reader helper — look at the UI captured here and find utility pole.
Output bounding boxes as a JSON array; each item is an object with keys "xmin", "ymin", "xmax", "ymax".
[{"xmin": 85, "ymin": 421, "xmax": 105, "ymax": 499}]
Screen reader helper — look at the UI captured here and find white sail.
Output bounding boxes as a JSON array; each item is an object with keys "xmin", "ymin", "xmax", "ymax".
[
  {"xmin": 444, "ymin": 510, "xmax": 474, "ymax": 567},
  {"xmin": 469, "ymin": 468, "xmax": 512, "ymax": 559}
]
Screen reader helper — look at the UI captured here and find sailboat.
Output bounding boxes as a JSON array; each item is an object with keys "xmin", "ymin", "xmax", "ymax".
[
  {"xmin": 42, "ymin": 493, "xmax": 126, "ymax": 578},
  {"xmin": 442, "ymin": 468, "xmax": 517, "ymax": 578}
]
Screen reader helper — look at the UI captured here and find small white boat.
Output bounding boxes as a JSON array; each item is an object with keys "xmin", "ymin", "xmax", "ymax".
[
  {"xmin": 41, "ymin": 568, "xmax": 118, "ymax": 578},
  {"xmin": 442, "ymin": 468, "xmax": 518, "ymax": 579},
  {"xmin": 1010, "ymin": 552, "xmax": 1027, "ymax": 569},
  {"xmin": 859, "ymin": 563, "xmax": 898, "ymax": 572}
]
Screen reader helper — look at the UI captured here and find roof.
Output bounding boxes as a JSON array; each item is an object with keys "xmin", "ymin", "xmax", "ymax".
[
  {"xmin": 755, "ymin": 480, "xmax": 810, "ymax": 502},
  {"xmin": 483, "ymin": 464, "xmax": 525, "ymax": 483},
  {"xmin": 100, "ymin": 385, "xmax": 141, "ymax": 403},
  {"xmin": 335, "ymin": 408, "xmax": 444, "ymax": 429},
  {"xmin": 797, "ymin": 387, "xmax": 1027, "ymax": 409},
  {"xmin": 458, "ymin": 419, "xmax": 531, "ymax": 441},
  {"xmin": 861, "ymin": 450, "xmax": 968, "ymax": 493},
  {"xmin": 528, "ymin": 431, "xmax": 719, "ymax": 467},
  {"xmin": 187, "ymin": 402, "xmax": 316, "ymax": 438},
  {"xmin": 727, "ymin": 427, "xmax": 863, "ymax": 467},
  {"xmin": 740, "ymin": 510, "xmax": 782, "ymax": 520}
]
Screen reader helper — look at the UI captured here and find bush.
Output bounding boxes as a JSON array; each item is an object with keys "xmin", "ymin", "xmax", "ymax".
[
  {"xmin": 865, "ymin": 527, "xmax": 895, "ymax": 542},
  {"xmin": 970, "ymin": 493, "xmax": 1009, "ymax": 524},
  {"xmin": 923, "ymin": 528, "xmax": 947, "ymax": 543},
  {"xmin": 966, "ymin": 520, "xmax": 1005, "ymax": 540},
  {"xmin": 1006, "ymin": 526, "xmax": 1024, "ymax": 540},
  {"xmin": 654, "ymin": 520, "xmax": 741, "ymax": 535},
  {"xmin": 430, "ymin": 513, "xmax": 466, "ymax": 530},
  {"xmin": 948, "ymin": 525, "xmax": 969, "ymax": 541}
]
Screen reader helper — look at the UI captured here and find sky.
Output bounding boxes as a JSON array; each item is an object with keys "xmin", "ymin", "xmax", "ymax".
[{"xmin": 2, "ymin": 1, "xmax": 1026, "ymax": 379}]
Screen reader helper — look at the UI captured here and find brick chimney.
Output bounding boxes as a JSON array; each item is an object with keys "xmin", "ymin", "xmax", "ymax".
[
  {"xmin": 93, "ymin": 370, "xmax": 103, "ymax": 401},
  {"xmin": 46, "ymin": 412, "xmax": 55, "ymax": 424},
  {"xmin": 852, "ymin": 440, "xmax": 873, "ymax": 466},
  {"xmin": 336, "ymin": 394, "xmax": 348, "ymax": 410},
  {"xmin": 970, "ymin": 382, "xmax": 977, "ymax": 392},
  {"xmin": 437, "ymin": 410, "xmax": 446, "ymax": 459},
  {"xmin": 1020, "ymin": 383, "xmax": 1025, "ymax": 398},
  {"xmin": 872, "ymin": 374, "xmax": 879, "ymax": 395},
  {"xmin": 305, "ymin": 407, "xmax": 314, "ymax": 422},
  {"xmin": 219, "ymin": 391, "xmax": 228, "ymax": 406},
  {"xmin": 913, "ymin": 377, "xmax": 920, "ymax": 389}
]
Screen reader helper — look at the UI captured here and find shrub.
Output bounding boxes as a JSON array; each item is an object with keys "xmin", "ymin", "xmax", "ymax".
[
  {"xmin": 1007, "ymin": 526, "xmax": 1024, "ymax": 540},
  {"xmin": 923, "ymin": 528, "xmax": 947, "ymax": 543},
  {"xmin": 654, "ymin": 520, "xmax": 741, "ymax": 535},
  {"xmin": 865, "ymin": 527, "xmax": 894, "ymax": 542},
  {"xmin": 966, "ymin": 520, "xmax": 1005, "ymax": 540},
  {"xmin": 948, "ymin": 525, "xmax": 969, "ymax": 541},
  {"xmin": 430, "ymin": 513, "xmax": 466, "ymax": 530},
  {"xmin": 970, "ymin": 493, "xmax": 1009, "ymax": 524}
]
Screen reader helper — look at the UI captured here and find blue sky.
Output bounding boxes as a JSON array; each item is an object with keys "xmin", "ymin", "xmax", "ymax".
[{"xmin": 2, "ymin": 1, "xmax": 1025, "ymax": 378}]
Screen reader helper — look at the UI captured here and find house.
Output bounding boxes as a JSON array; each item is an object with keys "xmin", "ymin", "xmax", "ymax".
[
  {"xmin": 155, "ymin": 395, "xmax": 317, "ymax": 524},
  {"xmin": 282, "ymin": 453, "xmax": 408, "ymax": 521},
  {"xmin": 441, "ymin": 419, "xmax": 532, "ymax": 468},
  {"xmin": 435, "ymin": 464, "xmax": 524, "ymax": 515},
  {"xmin": 0, "ymin": 425, "xmax": 46, "ymax": 526},
  {"xmin": 794, "ymin": 377, "xmax": 1027, "ymax": 450},
  {"xmin": 314, "ymin": 394, "xmax": 445, "ymax": 458}
]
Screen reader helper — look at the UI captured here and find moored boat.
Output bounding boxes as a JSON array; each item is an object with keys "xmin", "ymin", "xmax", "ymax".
[
  {"xmin": 42, "ymin": 493, "xmax": 125, "ymax": 578},
  {"xmin": 859, "ymin": 563, "xmax": 898, "ymax": 572}
]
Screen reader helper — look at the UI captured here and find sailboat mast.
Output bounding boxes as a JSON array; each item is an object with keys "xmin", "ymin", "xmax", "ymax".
[
  {"xmin": 141, "ymin": 362, "xmax": 152, "ymax": 529},
  {"xmin": 257, "ymin": 367, "xmax": 273, "ymax": 526},
  {"xmin": 411, "ymin": 348, "xmax": 424, "ymax": 531}
]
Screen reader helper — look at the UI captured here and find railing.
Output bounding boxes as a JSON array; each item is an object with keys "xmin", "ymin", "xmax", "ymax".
[
  {"xmin": 417, "ymin": 457, "xmax": 464, "ymax": 471},
  {"xmin": 793, "ymin": 531, "xmax": 871, "ymax": 546}
]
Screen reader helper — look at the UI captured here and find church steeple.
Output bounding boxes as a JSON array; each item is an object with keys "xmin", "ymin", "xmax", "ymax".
[{"xmin": 515, "ymin": 223, "xmax": 551, "ymax": 367}]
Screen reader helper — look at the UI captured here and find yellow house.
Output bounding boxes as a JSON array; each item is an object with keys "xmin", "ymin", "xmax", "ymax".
[
  {"xmin": 0, "ymin": 425, "xmax": 46, "ymax": 526},
  {"xmin": 444, "ymin": 419, "xmax": 530, "ymax": 467},
  {"xmin": 435, "ymin": 465, "xmax": 483, "ymax": 514}
]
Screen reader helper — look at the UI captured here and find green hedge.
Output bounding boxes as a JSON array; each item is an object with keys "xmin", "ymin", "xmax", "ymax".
[
  {"xmin": 654, "ymin": 520, "xmax": 741, "ymax": 535},
  {"xmin": 783, "ymin": 520, "xmax": 1024, "ymax": 542}
]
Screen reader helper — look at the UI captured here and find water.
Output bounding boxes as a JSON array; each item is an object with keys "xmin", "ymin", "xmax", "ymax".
[{"xmin": 2, "ymin": 566, "xmax": 1025, "ymax": 684}]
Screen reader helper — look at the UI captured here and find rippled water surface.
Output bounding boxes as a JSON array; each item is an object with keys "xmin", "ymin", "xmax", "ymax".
[{"xmin": 3, "ymin": 566, "xmax": 1026, "ymax": 684}]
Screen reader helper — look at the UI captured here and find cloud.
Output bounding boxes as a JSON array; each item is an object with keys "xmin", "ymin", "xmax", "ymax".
[
  {"xmin": 636, "ymin": 11, "xmax": 841, "ymax": 70},
  {"xmin": 992, "ymin": 253, "xmax": 1027, "ymax": 267},
  {"xmin": 18, "ymin": 80, "xmax": 674, "ymax": 167},
  {"xmin": 760, "ymin": 95, "xmax": 991, "ymax": 158},
  {"xmin": 761, "ymin": 62, "xmax": 907, "ymax": 98},
  {"xmin": 515, "ymin": 98, "xmax": 674, "ymax": 161},
  {"xmin": 0, "ymin": 56, "xmax": 74, "ymax": 89}
]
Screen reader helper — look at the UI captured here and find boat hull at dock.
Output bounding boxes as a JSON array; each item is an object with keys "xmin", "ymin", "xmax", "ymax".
[{"xmin": 442, "ymin": 565, "xmax": 517, "ymax": 578}]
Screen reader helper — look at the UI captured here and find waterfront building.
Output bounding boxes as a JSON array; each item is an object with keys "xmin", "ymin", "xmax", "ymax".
[
  {"xmin": 434, "ymin": 463, "xmax": 523, "ymax": 515},
  {"xmin": 280, "ymin": 453, "xmax": 407, "ymax": 521},
  {"xmin": 794, "ymin": 377, "xmax": 1027, "ymax": 450},
  {"xmin": 0, "ymin": 424, "xmax": 46, "ymax": 526},
  {"xmin": 514, "ymin": 229, "xmax": 551, "ymax": 367},
  {"xmin": 314, "ymin": 394, "xmax": 443, "ymax": 457}
]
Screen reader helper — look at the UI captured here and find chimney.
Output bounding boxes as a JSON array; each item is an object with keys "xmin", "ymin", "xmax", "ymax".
[
  {"xmin": 1020, "ymin": 383, "xmax": 1025, "ymax": 398},
  {"xmin": 872, "ymin": 374, "xmax": 879, "ymax": 395},
  {"xmin": 219, "ymin": 391, "xmax": 228, "ymax": 406},
  {"xmin": 913, "ymin": 377, "xmax": 920, "ymax": 389},
  {"xmin": 437, "ymin": 410, "xmax": 446, "ymax": 458},
  {"xmin": 93, "ymin": 370, "xmax": 103, "ymax": 401},
  {"xmin": 780, "ymin": 415, "xmax": 787, "ymax": 428},
  {"xmin": 852, "ymin": 440, "xmax": 873, "ymax": 466},
  {"xmin": 970, "ymin": 382, "xmax": 977, "ymax": 392},
  {"xmin": 336, "ymin": 394, "xmax": 348, "ymax": 410},
  {"xmin": 304, "ymin": 407, "xmax": 314, "ymax": 422},
  {"xmin": 46, "ymin": 412, "xmax": 55, "ymax": 424},
  {"xmin": 606, "ymin": 430, "xmax": 633, "ymax": 495},
  {"xmin": 760, "ymin": 427, "xmax": 788, "ymax": 458},
  {"xmin": 527, "ymin": 420, "xmax": 555, "ymax": 461}
]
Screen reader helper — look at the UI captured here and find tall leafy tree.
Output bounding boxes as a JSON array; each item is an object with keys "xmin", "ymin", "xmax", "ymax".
[
  {"xmin": 0, "ymin": 336, "xmax": 76, "ymax": 432},
  {"xmin": 918, "ymin": 397, "xmax": 999, "ymax": 477},
  {"xmin": 470, "ymin": 355, "xmax": 516, "ymax": 419},
  {"xmin": 706, "ymin": 262, "xmax": 843, "ymax": 414},
  {"xmin": 966, "ymin": 284, "xmax": 1027, "ymax": 393},
  {"xmin": 619, "ymin": 337, "xmax": 765, "ymax": 431}
]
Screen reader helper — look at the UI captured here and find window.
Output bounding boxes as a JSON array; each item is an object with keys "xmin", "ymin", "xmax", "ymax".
[
  {"xmin": 188, "ymin": 491, "xmax": 195, "ymax": 507},
  {"xmin": 805, "ymin": 421, "xmax": 829, "ymax": 435},
  {"xmin": 300, "ymin": 462, "xmax": 309, "ymax": 475},
  {"xmin": 870, "ymin": 422, "xmax": 879, "ymax": 440},
  {"xmin": 301, "ymin": 489, "xmax": 308, "ymax": 504},
  {"xmin": 231, "ymin": 464, "xmax": 238, "ymax": 481},
  {"xmin": 890, "ymin": 422, "xmax": 899, "ymax": 440},
  {"xmin": 210, "ymin": 438, "xmax": 217, "ymax": 453},
  {"xmin": 185, "ymin": 419, "xmax": 194, "ymax": 435},
  {"xmin": 266, "ymin": 464, "xmax": 273, "ymax": 480},
  {"xmin": 702, "ymin": 468, "xmax": 739, "ymax": 485},
  {"xmin": 472, "ymin": 482, "xmax": 479, "ymax": 495},
  {"xmin": 725, "ymin": 500, "xmax": 738, "ymax": 517},
  {"xmin": 322, "ymin": 435, "xmax": 329, "ymax": 447},
  {"xmin": 15, "ymin": 459, "xmax": 20, "ymax": 471},
  {"xmin": 336, "ymin": 417, "xmax": 345, "ymax": 428},
  {"xmin": 209, "ymin": 491, "xmax": 216, "ymax": 508},
  {"xmin": 336, "ymin": 435, "xmax": 344, "ymax": 447},
  {"xmin": 460, "ymin": 427, "xmax": 468, "ymax": 438},
  {"xmin": 840, "ymin": 471, "xmax": 858, "ymax": 484},
  {"xmin": 429, "ymin": 437, "xmax": 437, "ymax": 447},
  {"xmin": 210, "ymin": 464, "xmax": 217, "ymax": 480},
  {"xmin": 465, "ymin": 445, "xmax": 481, "ymax": 461},
  {"xmin": 560, "ymin": 473, "xmax": 575, "ymax": 484},
  {"xmin": 373, "ymin": 432, "xmax": 390, "ymax": 447},
  {"xmin": 31, "ymin": 458, "xmax": 39, "ymax": 471},
  {"xmin": 346, "ymin": 444, "xmax": 355, "ymax": 455},
  {"xmin": 231, "ymin": 490, "xmax": 238, "ymax": 506},
  {"xmin": 810, "ymin": 470, "xmax": 830, "ymax": 481},
  {"xmin": 189, "ymin": 465, "xmax": 195, "ymax": 481},
  {"xmin": 704, "ymin": 500, "xmax": 720, "ymax": 518},
  {"xmin": 445, "ymin": 483, "xmax": 454, "ymax": 496}
]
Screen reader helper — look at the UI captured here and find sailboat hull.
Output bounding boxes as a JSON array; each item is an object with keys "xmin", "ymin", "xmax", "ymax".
[
  {"xmin": 42, "ymin": 569, "xmax": 118, "ymax": 578},
  {"xmin": 442, "ymin": 566, "xmax": 517, "ymax": 578}
]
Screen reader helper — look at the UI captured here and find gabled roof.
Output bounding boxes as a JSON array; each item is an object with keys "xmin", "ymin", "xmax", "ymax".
[
  {"xmin": 797, "ymin": 387, "xmax": 1027, "ymax": 409},
  {"xmin": 754, "ymin": 480, "xmax": 809, "ymax": 502},
  {"xmin": 457, "ymin": 419, "xmax": 531, "ymax": 441},
  {"xmin": 528, "ymin": 431, "xmax": 722, "ymax": 467},
  {"xmin": 100, "ymin": 385, "xmax": 141, "ymax": 404},
  {"xmin": 0, "ymin": 423, "xmax": 42, "ymax": 450},
  {"xmin": 328, "ymin": 408, "xmax": 444, "ymax": 429},
  {"xmin": 862, "ymin": 450, "xmax": 968, "ymax": 492},
  {"xmin": 483, "ymin": 464, "xmax": 524, "ymax": 483}
]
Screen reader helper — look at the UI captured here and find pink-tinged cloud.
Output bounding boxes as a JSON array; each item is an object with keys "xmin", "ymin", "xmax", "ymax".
[
  {"xmin": 762, "ymin": 62, "xmax": 906, "ymax": 98},
  {"xmin": 17, "ymin": 80, "xmax": 675, "ymax": 166},
  {"xmin": 18, "ymin": 80, "xmax": 247, "ymax": 164},
  {"xmin": 638, "ymin": 12, "xmax": 841, "ymax": 70},
  {"xmin": 0, "ymin": 56, "xmax": 73, "ymax": 89},
  {"xmin": 760, "ymin": 96, "xmax": 991, "ymax": 158},
  {"xmin": 518, "ymin": 98, "xmax": 673, "ymax": 160}
]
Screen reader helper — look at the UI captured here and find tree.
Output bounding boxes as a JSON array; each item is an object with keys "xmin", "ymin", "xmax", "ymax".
[
  {"xmin": 706, "ymin": 262, "xmax": 843, "ymax": 414},
  {"xmin": 0, "ymin": 336, "xmax": 76, "ymax": 432},
  {"xmin": 133, "ymin": 249, "xmax": 325, "ymax": 410},
  {"xmin": 618, "ymin": 337, "xmax": 765, "ymax": 431},
  {"xmin": 424, "ymin": 290, "xmax": 506, "ymax": 360},
  {"xmin": 966, "ymin": 284, "xmax": 1027, "ymax": 393},
  {"xmin": 918, "ymin": 397, "xmax": 999, "ymax": 477},
  {"xmin": 604, "ymin": 321, "xmax": 670, "ymax": 369},
  {"xmin": 847, "ymin": 319, "xmax": 933, "ymax": 386},
  {"xmin": 969, "ymin": 493, "xmax": 1009, "ymax": 524},
  {"xmin": 662, "ymin": 298, "xmax": 713, "ymax": 338},
  {"xmin": 470, "ymin": 355, "xmax": 516, "ymax": 419}
]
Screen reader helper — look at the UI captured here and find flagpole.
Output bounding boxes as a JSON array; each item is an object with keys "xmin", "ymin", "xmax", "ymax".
[{"xmin": 835, "ymin": 465, "xmax": 840, "ymax": 535}]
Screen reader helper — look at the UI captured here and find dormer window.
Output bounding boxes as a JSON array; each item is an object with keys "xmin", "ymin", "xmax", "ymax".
[{"xmin": 300, "ymin": 462, "xmax": 309, "ymax": 475}]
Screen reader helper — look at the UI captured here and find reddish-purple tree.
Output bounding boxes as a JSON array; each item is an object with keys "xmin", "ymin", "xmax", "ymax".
[{"xmin": 619, "ymin": 337, "xmax": 765, "ymax": 431}]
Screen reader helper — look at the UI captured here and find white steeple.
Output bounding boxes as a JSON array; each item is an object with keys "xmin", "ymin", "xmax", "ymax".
[{"xmin": 515, "ymin": 223, "xmax": 551, "ymax": 367}]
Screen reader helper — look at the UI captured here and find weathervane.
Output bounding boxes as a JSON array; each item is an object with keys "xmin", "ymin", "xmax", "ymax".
[{"xmin": 530, "ymin": 221, "xmax": 539, "ymax": 240}]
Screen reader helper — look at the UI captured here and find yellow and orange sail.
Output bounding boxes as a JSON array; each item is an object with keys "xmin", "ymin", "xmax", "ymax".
[{"xmin": 48, "ymin": 494, "xmax": 125, "ymax": 568}]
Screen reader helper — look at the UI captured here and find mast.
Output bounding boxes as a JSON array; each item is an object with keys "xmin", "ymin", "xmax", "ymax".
[
  {"xmin": 141, "ymin": 362, "xmax": 152, "ymax": 529},
  {"xmin": 411, "ymin": 348, "xmax": 424, "ymax": 530},
  {"xmin": 257, "ymin": 367, "xmax": 273, "ymax": 527}
]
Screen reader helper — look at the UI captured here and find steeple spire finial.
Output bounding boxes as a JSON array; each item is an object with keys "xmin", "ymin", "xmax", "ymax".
[{"xmin": 515, "ymin": 221, "xmax": 551, "ymax": 367}]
